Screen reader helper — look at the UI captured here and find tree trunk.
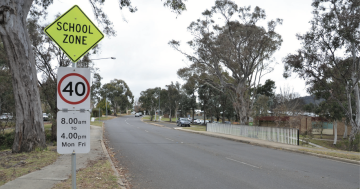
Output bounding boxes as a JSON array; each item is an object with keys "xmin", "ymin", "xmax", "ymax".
[
  {"xmin": 343, "ymin": 122, "xmax": 348, "ymax": 138},
  {"xmin": 222, "ymin": 110, "xmax": 225, "ymax": 123},
  {"xmin": 169, "ymin": 109, "xmax": 172, "ymax": 122},
  {"xmin": 192, "ymin": 107, "xmax": 195, "ymax": 124},
  {"xmin": 351, "ymin": 84, "xmax": 360, "ymax": 140},
  {"xmin": 333, "ymin": 121, "xmax": 337, "ymax": 145},
  {"xmin": 174, "ymin": 104, "xmax": 179, "ymax": 121},
  {"xmin": 203, "ymin": 101, "xmax": 206, "ymax": 125},
  {"xmin": 350, "ymin": 42, "xmax": 360, "ymax": 141},
  {"xmin": 0, "ymin": 0, "xmax": 46, "ymax": 152}
]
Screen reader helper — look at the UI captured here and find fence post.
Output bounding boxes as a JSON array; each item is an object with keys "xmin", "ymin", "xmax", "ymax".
[{"xmin": 297, "ymin": 129, "xmax": 299, "ymax": 145}]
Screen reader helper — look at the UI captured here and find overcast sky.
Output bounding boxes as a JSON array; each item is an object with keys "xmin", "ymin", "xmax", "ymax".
[{"xmin": 46, "ymin": 0, "xmax": 314, "ymax": 100}]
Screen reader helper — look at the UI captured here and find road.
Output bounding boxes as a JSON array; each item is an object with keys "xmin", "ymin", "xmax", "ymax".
[{"xmin": 104, "ymin": 116, "xmax": 360, "ymax": 189}]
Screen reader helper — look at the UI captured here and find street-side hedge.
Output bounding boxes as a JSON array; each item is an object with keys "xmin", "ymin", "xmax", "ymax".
[{"xmin": 92, "ymin": 109, "xmax": 102, "ymax": 117}]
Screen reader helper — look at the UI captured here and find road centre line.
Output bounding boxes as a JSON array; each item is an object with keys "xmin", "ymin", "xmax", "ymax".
[
  {"xmin": 165, "ymin": 138, "xmax": 174, "ymax": 141},
  {"xmin": 226, "ymin": 157, "xmax": 260, "ymax": 169}
]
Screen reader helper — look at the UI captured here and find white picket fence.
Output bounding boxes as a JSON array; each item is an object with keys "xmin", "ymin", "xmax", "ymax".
[{"xmin": 207, "ymin": 123, "xmax": 299, "ymax": 146}]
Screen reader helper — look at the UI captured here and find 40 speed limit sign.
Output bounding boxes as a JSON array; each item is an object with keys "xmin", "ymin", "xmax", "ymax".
[
  {"xmin": 57, "ymin": 111, "xmax": 90, "ymax": 154},
  {"xmin": 57, "ymin": 67, "xmax": 90, "ymax": 110}
]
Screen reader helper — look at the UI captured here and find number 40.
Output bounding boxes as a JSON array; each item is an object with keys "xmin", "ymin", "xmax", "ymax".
[{"xmin": 62, "ymin": 82, "xmax": 85, "ymax": 96}]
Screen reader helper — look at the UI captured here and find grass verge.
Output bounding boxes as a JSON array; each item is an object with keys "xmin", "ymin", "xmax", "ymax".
[
  {"xmin": 91, "ymin": 116, "xmax": 117, "ymax": 127},
  {"xmin": 0, "ymin": 146, "xmax": 59, "ymax": 186},
  {"xmin": 52, "ymin": 157, "xmax": 121, "ymax": 189},
  {"xmin": 142, "ymin": 116, "xmax": 151, "ymax": 120},
  {"xmin": 183, "ymin": 125, "xmax": 207, "ymax": 131},
  {"xmin": 44, "ymin": 123, "xmax": 52, "ymax": 130},
  {"xmin": 298, "ymin": 149, "xmax": 360, "ymax": 161},
  {"xmin": 91, "ymin": 121, "xmax": 105, "ymax": 127}
]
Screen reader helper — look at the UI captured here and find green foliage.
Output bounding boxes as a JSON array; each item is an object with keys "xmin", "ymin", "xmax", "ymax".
[
  {"xmin": 139, "ymin": 88, "xmax": 160, "ymax": 118},
  {"xmin": 91, "ymin": 73, "xmax": 102, "ymax": 105},
  {"xmin": 44, "ymin": 129, "xmax": 52, "ymax": 142},
  {"xmin": 162, "ymin": 0, "xmax": 187, "ymax": 14},
  {"xmin": 96, "ymin": 99, "xmax": 111, "ymax": 115},
  {"xmin": 0, "ymin": 131, "xmax": 15, "ymax": 150},
  {"xmin": 171, "ymin": 0, "xmax": 282, "ymax": 124},
  {"xmin": 252, "ymin": 95, "xmax": 271, "ymax": 117},
  {"xmin": 256, "ymin": 79, "xmax": 276, "ymax": 98},
  {"xmin": 282, "ymin": 0, "xmax": 360, "ymax": 140},
  {"xmin": 338, "ymin": 133, "xmax": 360, "ymax": 152},
  {"xmin": 92, "ymin": 109, "xmax": 103, "ymax": 117},
  {"xmin": 101, "ymin": 79, "xmax": 133, "ymax": 115}
]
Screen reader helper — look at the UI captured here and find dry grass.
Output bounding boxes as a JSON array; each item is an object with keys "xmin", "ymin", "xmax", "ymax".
[
  {"xmin": 0, "ymin": 146, "xmax": 59, "ymax": 186},
  {"xmin": 90, "ymin": 121, "xmax": 104, "ymax": 127},
  {"xmin": 52, "ymin": 157, "xmax": 121, "ymax": 189},
  {"xmin": 298, "ymin": 149, "xmax": 360, "ymax": 161}
]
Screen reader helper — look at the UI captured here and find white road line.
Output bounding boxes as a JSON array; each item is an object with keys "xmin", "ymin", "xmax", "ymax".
[
  {"xmin": 226, "ymin": 157, "xmax": 260, "ymax": 169},
  {"xmin": 165, "ymin": 138, "xmax": 174, "ymax": 141}
]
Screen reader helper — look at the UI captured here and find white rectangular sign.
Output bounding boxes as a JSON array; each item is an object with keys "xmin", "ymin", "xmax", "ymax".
[
  {"xmin": 57, "ymin": 111, "xmax": 90, "ymax": 154},
  {"xmin": 57, "ymin": 67, "xmax": 91, "ymax": 110}
]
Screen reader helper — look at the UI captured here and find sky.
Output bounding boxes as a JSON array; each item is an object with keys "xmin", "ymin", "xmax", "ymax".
[{"xmin": 45, "ymin": 0, "xmax": 315, "ymax": 100}]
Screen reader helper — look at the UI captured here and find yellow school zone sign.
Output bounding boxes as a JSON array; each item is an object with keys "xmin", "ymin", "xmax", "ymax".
[{"xmin": 44, "ymin": 5, "xmax": 104, "ymax": 62}]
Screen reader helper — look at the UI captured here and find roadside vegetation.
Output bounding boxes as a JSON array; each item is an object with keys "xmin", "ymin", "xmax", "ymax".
[
  {"xmin": 301, "ymin": 133, "xmax": 360, "ymax": 152},
  {"xmin": 183, "ymin": 125, "xmax": 207, "ymax": 132},
  {"xmin": 52, "ymin": 157, "xmax": 120, "ymax": 189}
]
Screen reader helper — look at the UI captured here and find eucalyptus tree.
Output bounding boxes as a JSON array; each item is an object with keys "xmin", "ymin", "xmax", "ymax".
[
  {"xmin": 101, "ymin": 79, "xmax": 134, "ymax": 116},
  {"xmin": 198, "ymin": 84, "xmax": 219, "ymax": 123},
  {"xmin": 139, "ymin": 88, "xmax": 160, "ymax": 121},
  {"xmin": 170, "ymin": 0, "xmax": 282, "ymax": 124},
  {"xmin": 91, "ymin": 73, "xmax": 103, "ymax": 107},
  {"xmin": 283, "ymin": 0, "xmax": 359, "ymax": 143},
  {"xmin": 165, "ymin": 82, "xmax": 181, "ymax": 122},
  {"xmin": 177, "ymin": 67, "xmax": 199, "ymax": 121}
]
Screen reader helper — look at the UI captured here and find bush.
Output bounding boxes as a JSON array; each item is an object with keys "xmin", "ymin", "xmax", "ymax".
[
  {"xmin": 0, "ymin": 131, "xmax": 15, "ymax": 150},
  {"xmin": 45, "ymin": 129, "xmax": 52, "ymax": 142},
  {"xmin": 337, "ymin": 133, "xmax": 360, "ymax": 152},
  {"xmin": 92, "ymin": 109, "xmax": 103, "ymax": 117},
  {"xmin": 349, "ymin": 133, "xmax": 360, "ymax": 152}
]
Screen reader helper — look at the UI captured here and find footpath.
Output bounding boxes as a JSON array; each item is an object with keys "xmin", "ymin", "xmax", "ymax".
[
  {"xmin": 144, "ymin": 120, "xmax": 360, "ymax": 165},
  {"xmin": 0, "ymin": 125, "xmax": 125, "ymax": 189}
]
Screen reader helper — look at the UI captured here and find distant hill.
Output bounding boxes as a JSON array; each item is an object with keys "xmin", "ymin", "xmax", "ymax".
[{"xmin": 298, "ymin": 95, "xmax": 325, "ymax": 105}]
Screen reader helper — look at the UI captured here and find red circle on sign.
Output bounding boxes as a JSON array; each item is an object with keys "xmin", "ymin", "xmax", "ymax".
[{"xmin": 58, "ymin": 73, "xmax": 90, "ymax": 105}]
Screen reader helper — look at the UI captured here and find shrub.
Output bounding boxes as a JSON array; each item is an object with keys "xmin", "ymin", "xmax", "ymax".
[
  {"xmin": 0, "ymin": 131, "xmax": 15, "ymax": 150},
  {"xmin": 338, "ymin": 133, "xmax": 360, "ymax": 152},
  {"xmin": 45, "ymin": 129, "xmax": 52, "ymax": 142},
  {"xmin": 92, "ymin": 109, "xmax": 102, "ymax": 117}
]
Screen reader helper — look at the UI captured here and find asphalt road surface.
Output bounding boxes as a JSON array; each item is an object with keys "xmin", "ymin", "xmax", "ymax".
[{"xmin": 105, "ymin": 116, "xmax": 360, "ymax": 189}]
